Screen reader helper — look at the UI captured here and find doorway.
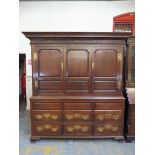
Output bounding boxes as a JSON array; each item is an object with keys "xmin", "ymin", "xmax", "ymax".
[{"xmin": 19, "ymin": 54, "xmax": 26, "ymax": 111}]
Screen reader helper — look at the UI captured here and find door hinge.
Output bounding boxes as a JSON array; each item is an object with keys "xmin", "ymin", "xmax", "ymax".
[
  {"xmin": 33, "ymin": 52, "xmax": 38, "ymax": 61},
  {"xmin": 117, "ymin": 53, "xmax": 122, "ymax": 61},
  {"xmin": 118, "ymin": 80, "xmax": 122, "ymax": 90},
  {"xmin": 92, "ymin": 62, "xmax": 94, "ymax": 70},
  {"xmin": 34, "ymin": 80, "xmax": 38, "ymax": 89}
]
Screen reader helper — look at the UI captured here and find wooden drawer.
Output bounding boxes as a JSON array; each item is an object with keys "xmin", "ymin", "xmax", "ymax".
[
  {"xmin": 95, "ymin": 110, "xmax": 122, "ymax": 122},
  {"xmin": 32, "ymin": 122, "xmax": 61, "ymax": 136},
  {"xmin": 64, "ymin": 111, "xmax": 92, "ymax": 122},
  {"xmin": 31, "ymin": 111, "xmax": 61, "ymax": 122},
  {"xmin": 94, "ymin": 122, "xmax": 122, "ymax": 136},
  {"xmin": 32, "ymin": 102, "xmax": 62, "ymax": 110},
  {"xmin": 64, "ymin": 123, "xmax": 92, "ymax": 136},
  {"xmin": 95, "ymin": 102, "xmax": 122, "ymax": 110},
  {"xmin": 64, "ymin": 103, "xmax": 92, "ymax": 110}
]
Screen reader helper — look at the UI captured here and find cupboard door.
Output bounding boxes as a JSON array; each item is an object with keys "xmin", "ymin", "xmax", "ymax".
[
  {"xmin": 65, "ymin": 45, "xmax": 91, "ymax": 94},
  {"xmin": 92, "ymin": 46, "xmax": 123, "ymax": 95},
  {"xmin": 32, "ymin": 46, "xmax": 64, "ymax": 95}
]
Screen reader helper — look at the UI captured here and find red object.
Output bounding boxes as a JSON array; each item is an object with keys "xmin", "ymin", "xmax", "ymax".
[
  {"xmin": 21, "ymin": 59, "xmax": 26, "ymax": 97},
  {"xmin": 113, "ymin": 12, "xmax": 135, "ymax": 34}
]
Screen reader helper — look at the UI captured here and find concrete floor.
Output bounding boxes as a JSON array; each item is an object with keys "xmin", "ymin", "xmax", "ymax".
[{"xmin": 19, "ymin": 97, "xmax": 135, "ymax": 155}]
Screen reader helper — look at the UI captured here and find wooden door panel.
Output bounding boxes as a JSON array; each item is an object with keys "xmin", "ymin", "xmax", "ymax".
[
  {"xmin": 33, "ymin": 46, "xmax": 64, "ymax": 95},
  {"xmin": 93, "ymin": 49, "xmax": 117, "ymax": 77},
  {"xmin": 65, "ymin": 47, "xmax": 91, "ymax": 94},
  {"xmin": 38, "ymin": 49, "xmax": 62, "ymax": 77},
  {"xmin": 66, "ymin": 49, "xmax": 89, "ymax": 77},
  {"xmin": 92, "ymin": 46, "xmax": 123, "ymax": 94}
]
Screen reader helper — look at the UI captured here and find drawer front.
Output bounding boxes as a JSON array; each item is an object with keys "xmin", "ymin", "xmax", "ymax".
[
  {"xmin": 64, "ymin": 123, "xmax": 92, "ymax": 136},
  {"xmin": 94, "ymin": 123, "xmax": 122, "ymax": 136},
  {"xmin": 95, "ymin": 110, "xmax": 122, "ymax": 122},
  {"xmin": 32, "ymin": 122, "xmax": 61, "ymax": 136},
  {"xmin": 95, "ymin": 103, "xmax": 122, "ymax": 110},
  {"xmin": 31, "ymin": 111, "xmax": 61, "ymax": 122},
  {"xmin": 32, "ymin": 102, "xmax": 62, "ymax": 110},
  {"xmin": 64, "ymin": 103, "xmax": 92, "ymax": 110},
  {"xmin": 64, "ymin": 111, "xmax": 92, "ymax": 122}
]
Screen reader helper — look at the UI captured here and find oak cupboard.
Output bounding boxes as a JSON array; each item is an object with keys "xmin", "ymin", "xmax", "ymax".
[{"xmin": 23, "ymin": 32, "xmax": 132, "ymax": 141}]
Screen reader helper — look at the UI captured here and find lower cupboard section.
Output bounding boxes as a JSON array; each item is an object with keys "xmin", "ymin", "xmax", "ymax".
[{"xmin": 32, "ymin": 122, "xmax": 122, "ymax": 137}]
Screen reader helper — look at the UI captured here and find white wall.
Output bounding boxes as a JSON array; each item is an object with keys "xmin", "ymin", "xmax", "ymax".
[{"xmin": 19, "ymin": 1, "xmax": 135, "ymax": 109}]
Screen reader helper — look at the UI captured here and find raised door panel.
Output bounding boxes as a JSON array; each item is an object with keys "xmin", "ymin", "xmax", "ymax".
[
  {"xmin": 38, "ymin": 49, "xmax": 62, "ymax": 77},
  {"xmin": 65, "ymin": 46, "xmax": 91, "ymax": 94},
  {"xmin": 32, "ymin": 46, "xmax": 64, "ymax": 95},
  {"xmin": 93, "ymin": 49, "xmax": 117, "ymax": 77},
  {"xmin": 92, "ymin": 46, "xmax": 123, "ymax": 95}
]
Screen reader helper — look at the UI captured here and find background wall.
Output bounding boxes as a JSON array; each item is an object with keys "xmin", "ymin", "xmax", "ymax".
[{"xmin": 19, "ymin": 1, "xmax": 135, "ymax": 109}]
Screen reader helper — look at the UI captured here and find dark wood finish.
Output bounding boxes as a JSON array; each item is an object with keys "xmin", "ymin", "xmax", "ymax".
[
  {"xmin": 30, "ymin": 96, "xmax": 125, "ymax": 139},
  {"xmin": 23, "ymin": 32, "xmax": 133, "ymax": 140},
  {"xmin": 124, "ymin": 37, "xmax": 135, "ymax": 142}
]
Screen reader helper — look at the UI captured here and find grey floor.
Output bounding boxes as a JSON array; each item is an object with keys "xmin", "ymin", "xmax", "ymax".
[{"xmin": 19, "ymin": 97, "xmax": 135, "ymax": 155}]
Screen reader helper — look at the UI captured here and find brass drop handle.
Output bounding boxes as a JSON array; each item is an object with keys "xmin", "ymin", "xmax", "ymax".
[
  {"xmin": 81, "ymin": 115, "xmax": 89, "ymax": 120},
  {"xmin": 81, "ymin": 126, "xmax": 89, "ymax": 132},
  {"xmin": 113, "ymin": 114, "xmax": 120, "ymax": 120},
  {"xmin": 43, "ymin": 113, "xmax": 50, "ymax": 119},
  {"xmin": 74, "ymin": 125, "xmax": 81, "ymax": 130},
  {"xmin": 51, "ymin": 114, "xmax": 58, "ymax": 120},
  {"xmin": 36, "ymin": 126, "xmax": 43, "ymax": 132},
  {"xmin": 35, "ymin": 114, "xmax": 43, "ymax": 120},
  {"xmin": 44, "ymin": 124, "xmax": 51, "ymax": 129},
  {"xmin": 51, "ymin": 127, "xmax": 58, "ymax": 132},
  {"xmin": 66, "ymin": 114, "xmax": 74, "ymax": 120},
  {"xmin": 97, "ymin": 114, "xmax": 104, "ymax": 120},
  {"xmin": 105, "ymin": 113, "xmax": 112, "ymax": 119},
  {"xmin": 97, "ymin": 127, "xmax": 104, "ymax": 132},
  {"xmin": 66, "ymin": 126, "xmax": 74, "ymax": 132}
]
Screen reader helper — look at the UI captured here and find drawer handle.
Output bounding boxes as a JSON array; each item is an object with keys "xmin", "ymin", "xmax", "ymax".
[
  {"xmin": 51, "ymin": 127, "xmax": 58, "ymax": 132},
  {"xmin": 44, "ymin": 124, "xmax": 51, "ymax": 129},
  {"xmin": 74, "ymin": 113, "xmax": 81, "ymax": 119},
  {"xmin": 74, "ymin": 125, "xmax": 81, "ymax": 130},
  {"xmin": 51, "ymin": 114, "xmax": 58, "ymax": 120},
  {"xmin": 113, "ymin": 114, "xmax": 120, "ymax": 120},
  {"xmin": 97, "ymin": 127, "xmax": 104, "ymax": 132},
  {"xmin": 35, "ymin": 114, "xmax": 43, "ymax": 120},
  {"xmin": 43, "ymin": 113, "xmax": 50, "ymax": 119},
  {"xmin": 105, "ymin": 114, "xmax": 112, "ymax": 119},
  {"xmin": 66, "ymin": 114, "xmax": 74, "ymax": 120},
  {"xmin": 36, "ymin": 126, "xmax": 43, "ymax": 132},
  {"xmin": 96, "ymin": 114, "xmax": 104, "ymax": 120},
  {"xmin": 81, "ymin": 115, "xmax": 89, "ymax": 120},
  {"xmin": 81, "ymin": 126, "xmax": 89, "ymax": 132},
  {"xmin": 105, "ymin": 124, "xmax": 112, "ymax": 130},
  {"xmin": 66, "ymin": 126, "xmax": 74, "ymax": 132}
]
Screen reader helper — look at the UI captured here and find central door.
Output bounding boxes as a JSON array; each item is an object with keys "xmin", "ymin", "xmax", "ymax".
[{"xmin": 64, "ymin": 45, "xmax": 91, "ymax": 94}]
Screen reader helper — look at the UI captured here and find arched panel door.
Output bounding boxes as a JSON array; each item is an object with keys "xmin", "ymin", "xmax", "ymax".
[
  {"xmin": 92, "ymin": 46, "xmax": 123, "ymax": 95},
  {"xmin": 65, "ymin": 45, "xmax": 91, "ymax": 94},
  {"xmin": 33, "ymin": 46, "xmax": 64, "ymax": 95}
]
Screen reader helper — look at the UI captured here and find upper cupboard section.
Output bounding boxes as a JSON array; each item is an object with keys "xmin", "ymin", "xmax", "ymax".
[{"xmin": 31, "ymin": 44, "xmax": 124, "ymax": 96}]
